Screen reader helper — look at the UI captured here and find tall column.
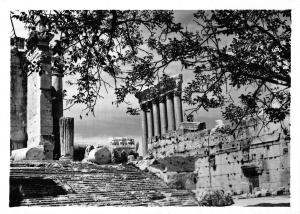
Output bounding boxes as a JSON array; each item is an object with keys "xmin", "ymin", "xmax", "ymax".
[
  {"xmin": 174, "ymin": 91, "xmax": 183, "ymax": 130},
  {"xmin": 166, "ymin": 93, "xmax": 175, "ymax": 131},
  {"xmin": 152, "ymin": 99, "xmax": 161, "ymax": 137},
  {"xmin": 174, "ymin": 74, "xmax": 183, "ymax": 130},
  {"xmin": 146, "ymin": 103, "xmax": 154, "ymax": 140},
  {"xmin": 159, "ymin": 96, "xmax": 168, "ymax": 135},
  {"xmin": 52, "ymin": 55, "xmax": 64, "ymax": 159},
  {"xmin": 26, "ymin": 28, "xmax": 54, "ymax": 160},
  {"xmin": 141, "ymin": 104, "xmax": 148, "ymax": 156},
  {"xmin": 59, "ymin": 117, "xmax": 74, "ymax": 160},
  {"xmin": 10, "ymin": 37, "xmax": 27, "ymax": 150}
]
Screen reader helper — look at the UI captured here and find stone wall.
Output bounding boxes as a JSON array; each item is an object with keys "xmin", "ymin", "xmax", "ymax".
[
  {"xmin": 10, "ymin": 45, "xmax": 27, "ymax": 150},
  {"xmin": 148, "ymin": 117, "xmax": 290, "ymax": 194}
]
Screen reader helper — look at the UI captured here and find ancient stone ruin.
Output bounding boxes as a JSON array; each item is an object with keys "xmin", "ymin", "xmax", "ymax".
[
  {"xmin": 10, "ymin": 31, "xmax": 290, "ymax": 207},
  {"xmin": 135, "ymin": 74, "xmax": 184, "ymax": 156},
  {"xmin": 10, "ymin": 32, "xmax": 72, "ymax": 161},
  {"xmin": 134, "ymin": 75, "xmax": 290, "ymax": 196}
]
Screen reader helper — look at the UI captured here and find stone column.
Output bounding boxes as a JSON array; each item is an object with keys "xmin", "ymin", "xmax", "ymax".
[
  {"xmin": 174, "ymin": 91, "xmax": 183, "ymax": 130},
  {"xmin": 152, "ymin": 99, "xmax": 161, "ymax": 137},
  {"xmin": 174, "ymin": 74, "xmax": 183, "ymax": 130},
  {"xmin": 10, "ymin": 37, "xmax": 27, "ymax": 150},
  {"xmin": 59, "ymin": 117, "xmax": 74, "ymax": 160},
  {"xmin": 159, "ymin": 96, "xmax": 168, "ymax": 135},
  {"xmin": 141, "ymin": 104, "xmax": 148, "ymax": 156},
  {"xmin": 52, "ymin": 55, "xmax": 64, "ymax": 160},
  {"xmin": 166, "ymin": 93, "xmax": 175, "ymax": 131},
  {"xmin": 26, "ymin": 29, "xmax": 54, "ymax": 160},
  {"xmin": 146, "ymin": 103, "xmax": 154, "ymax": 140}
]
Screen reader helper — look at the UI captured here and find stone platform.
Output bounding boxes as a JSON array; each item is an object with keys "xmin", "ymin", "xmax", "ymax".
[{"xmin": 9, "ymin": 160, "xmax": 199, "ymax": 207}]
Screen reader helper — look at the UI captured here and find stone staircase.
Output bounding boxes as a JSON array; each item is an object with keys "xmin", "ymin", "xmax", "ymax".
[{"xmin": 10, "ymin": 160, "xmax": 199, "ymax": 206}]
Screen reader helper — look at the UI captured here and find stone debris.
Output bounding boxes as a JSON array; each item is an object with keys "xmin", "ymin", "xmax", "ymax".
[
  {"xmin": 127, "ymin": 155, "xmax": 135, "ymax": 162},
  {"xmin": 11, "ymin": 146, "xmax": 45, "ymax": 161},
  {"xmin": 10, "ymin": 160, "xmax": 199, "ymax": 207},
  {"xmin": 130, "ymin": 158, "xmax": 197, "ymax": 190},
  {"xmin": 237, "ymin": 187, "xmax": 288, "ymax": 199},
  {"xmin": 84, "ymin": 146, "xmax": 111, "ymax": 164}
]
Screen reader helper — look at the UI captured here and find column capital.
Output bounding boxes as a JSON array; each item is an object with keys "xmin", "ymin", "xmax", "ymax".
[
  {"xmin": 146, "ymin": 101, "xmax": 153, "ymax": 109},
  {"xmin": 27, "ymin": 30, "xmax": 54, "ymax": 50},
  {"xmin": 166, "ymin": 92, "xmax": 174, "ymax": 99},
  {"xmin": 52, "ymin": 54, "xmax": 64, "ymax": 77},
  {"xmin": 151, "ymin": 97, "xmax": 160, "ymax": 104},
  {"xmin": 140, "ymin": 103, "xmax": 148, "ymax": 111},
  {"xmin": 52, "ymin": 71, "xmax": 64, "ymax": 77},
  {"xmin": 174, "ymin": 90, "xmax": 181, "ymax": 97},
  {"xmin": 158, "ymin": 95, "xmax": 166, "ymax": 103}
]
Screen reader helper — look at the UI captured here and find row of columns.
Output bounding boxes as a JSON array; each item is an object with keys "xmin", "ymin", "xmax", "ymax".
[{"xmin": 140, "ymin": 92, "xmax": 183, "ymax": 156}]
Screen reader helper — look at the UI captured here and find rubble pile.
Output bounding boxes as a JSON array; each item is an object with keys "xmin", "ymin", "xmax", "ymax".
[{"xmin": 238, "ymin": 187, "xmax": 289, "ymax": 199}]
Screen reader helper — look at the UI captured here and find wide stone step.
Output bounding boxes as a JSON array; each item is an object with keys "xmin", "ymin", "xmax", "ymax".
[{"xmin": 10, "ymin": 160, "xmax": 199, "ymax": 206}]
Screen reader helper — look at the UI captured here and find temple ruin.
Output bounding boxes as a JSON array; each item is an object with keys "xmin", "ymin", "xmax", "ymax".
[
  {"xmin": 135, "ymin": 74, "xmax": 184, "ymax": 156},
  {"xmin": 135, "ymin": 76, "xmax": 290, "ymax": 195},
  {"xmin": 10, "ymin": 30, "xmax": 290, "ymax": 207},
  {"xmin": 10, "ymin": 32, "xmax": 69, "ymax": 160}
]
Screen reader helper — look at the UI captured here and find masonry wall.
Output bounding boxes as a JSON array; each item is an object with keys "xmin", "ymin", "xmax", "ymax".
[
  {"xmin": 10, "ymin": 48, "xmax": 27, "ymax": 150},
  {"xmin": 148, "ymin": 117, "xmax": 290, "ymax": 193}
]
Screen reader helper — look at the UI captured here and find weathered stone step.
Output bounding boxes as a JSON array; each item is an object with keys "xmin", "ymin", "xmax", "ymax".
[{"xmin": 10, "ymin": 160, "xmax": 199, "ymax": 206}]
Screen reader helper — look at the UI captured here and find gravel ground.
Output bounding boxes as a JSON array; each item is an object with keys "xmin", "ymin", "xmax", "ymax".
[{"xmin": 231, "ymin": 195, "xmax": 290, "ymax": 207}]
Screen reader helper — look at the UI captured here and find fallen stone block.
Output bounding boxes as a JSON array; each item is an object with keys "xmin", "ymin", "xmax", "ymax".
[
  {"xmin": 254, "ymin": 190, "xmax": 262, "ymax": 197},
  {"xmin": 11, "ymin": 146, "xmax": 45, "ymax": 161},
  {"xmin": 85, "ymin": 147, "xmax": 111, "ymax": 164},
  {"xmin": 127, "ymin": 155, "xmax": 135, "ymax": 162},
  {"xmin": 275, "ymin": 187, "xmax": 285, "ymax": 195},
  {"xmin": 260, "ymin": 189, "xmax": 271, "ymax": 197}
]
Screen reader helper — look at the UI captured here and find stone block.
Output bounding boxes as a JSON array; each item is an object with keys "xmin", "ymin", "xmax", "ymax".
[
  {"xmin": 11, "ymin": 146, "xmax": 45, "ymax": 161},
  {"xmin": 86, "ymin": 147, "xmax": 111, "ymax": 164}
]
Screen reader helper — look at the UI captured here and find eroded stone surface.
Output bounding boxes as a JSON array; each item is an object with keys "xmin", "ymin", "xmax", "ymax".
[{"xmin": 10, "ymin": 160, "xmax": 200, "ymax": 207}]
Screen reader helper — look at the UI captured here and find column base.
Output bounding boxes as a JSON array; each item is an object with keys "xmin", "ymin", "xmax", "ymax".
[{"xmin": 59, "ymin": 155, "xmax": 73, "ymax": 161}]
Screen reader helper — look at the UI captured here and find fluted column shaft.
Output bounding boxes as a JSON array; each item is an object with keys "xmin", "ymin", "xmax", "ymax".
[
  {"xmin": 59, "ymin": 117, "xmax": 74, "ymax": 160},
  {"xmin": 141, "ymin": 105, "xmax": 148, "ymax": 156},
  {"xmin": 146, "ymin": 104, "xmax": 154, "ymax": 140},
  {"xmin": 174, "ymin": 92, "xmax": 183, "ymax": 130},
  {"xmin": 166, "ymin": 93, "xmax": 175, "ymax": 131},
  {"xmin": 152, "ymin": 100, "xmax": 161, "ymax": 137},
  {"xmin": 159, "ymin": 97, "xmax": 168, "ymax": 135},
  {"xmin": 52, "ymin": 72, "xmax": 64, "ymax": 160}
]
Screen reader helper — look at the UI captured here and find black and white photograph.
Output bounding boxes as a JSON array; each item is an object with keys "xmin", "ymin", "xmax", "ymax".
[{"xmin": 2, "ymin": 0, "xmax": 300, "ymax": 211}]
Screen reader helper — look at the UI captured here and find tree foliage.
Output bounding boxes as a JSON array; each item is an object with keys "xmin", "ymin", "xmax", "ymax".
[
  {"xmin": 11, "ymin": 10, "xmax": 182, "ymax": 116},
  {"xmin": 154, "ymin": 10, "xmax": 291, "ymax": 128},
  {"xmin": 11, "ymin": 10, "xmax": 291, "ymax": 129}
]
